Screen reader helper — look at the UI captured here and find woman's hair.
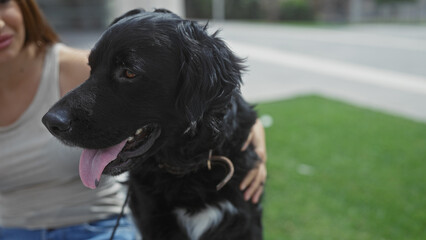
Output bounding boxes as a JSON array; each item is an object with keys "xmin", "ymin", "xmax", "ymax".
[{"xmin": 15, "ymin": 0, "xmax": 60, "ymax": 49}]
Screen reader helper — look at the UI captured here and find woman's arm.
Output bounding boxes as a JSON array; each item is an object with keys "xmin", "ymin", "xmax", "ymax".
[
  {"xmin": 58, "ymin": 45, "xmax": 91, "ymax": 96},
  {"xmin": 240, "ymin": 119, "xmax": 267, "ymax": 204}
]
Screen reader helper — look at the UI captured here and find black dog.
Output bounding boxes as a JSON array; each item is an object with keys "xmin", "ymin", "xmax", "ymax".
[{"xmin": 43, "ymin": 9, "xmax": 262, "ymax": 240}]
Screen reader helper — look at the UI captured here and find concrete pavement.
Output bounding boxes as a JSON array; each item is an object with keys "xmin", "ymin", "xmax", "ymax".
[{"xmin": 211, "ymin": 22, "xmax": 426, "ymax": 122}]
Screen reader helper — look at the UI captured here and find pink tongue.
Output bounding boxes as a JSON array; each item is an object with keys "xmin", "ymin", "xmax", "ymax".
[{"xmin": 79, "ymin": 140, "xmax": 127, "ymax": 189}]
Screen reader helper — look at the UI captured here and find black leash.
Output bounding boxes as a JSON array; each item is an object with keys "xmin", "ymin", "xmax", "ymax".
[{"xmin": 109, "ymin": 187, "xmax": 131, "ymax": 240}]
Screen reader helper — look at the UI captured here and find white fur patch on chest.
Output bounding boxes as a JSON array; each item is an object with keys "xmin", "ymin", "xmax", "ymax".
[{"xmin": 174, "ymin": 201, "xmax": 238, "ymax": 240}]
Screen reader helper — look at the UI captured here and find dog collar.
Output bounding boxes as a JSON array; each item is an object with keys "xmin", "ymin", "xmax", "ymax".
[{"xmin": 158, "ymin": 149, "xmax": 234, "ymax": 191}]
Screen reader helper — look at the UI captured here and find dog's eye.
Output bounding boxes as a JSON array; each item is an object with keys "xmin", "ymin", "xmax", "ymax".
[{"xmin": 124, "ymin": 70, "xmax": 136, "ymax": 79}]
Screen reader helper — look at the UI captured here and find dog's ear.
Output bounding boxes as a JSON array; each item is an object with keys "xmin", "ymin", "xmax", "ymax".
[
  {"xmin": 175, "ymin": 21, "xmax": 245, "ymax": 134},
  {"xmin": 109, "ymin": 8, "xmax": 146, "ymax": 26}
]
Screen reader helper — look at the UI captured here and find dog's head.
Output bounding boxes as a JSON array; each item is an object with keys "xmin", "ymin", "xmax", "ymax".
[{"xmin": 42, "ymin": 9, "xmax": 245, "ymax": 189}]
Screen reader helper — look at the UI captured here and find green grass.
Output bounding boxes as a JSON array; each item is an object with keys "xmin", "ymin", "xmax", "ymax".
[{"xmin": 258, "ymin": 95, "xmax": 426, "ymax": 240}]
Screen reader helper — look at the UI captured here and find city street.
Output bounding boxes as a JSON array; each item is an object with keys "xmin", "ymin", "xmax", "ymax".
[{"xmin": 59, "ymin": 22, "xmax": 426, "ymax": 122}]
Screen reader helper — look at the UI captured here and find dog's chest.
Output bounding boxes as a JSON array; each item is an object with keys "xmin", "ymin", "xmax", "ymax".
[{"xmin": 174, "ymin": 201, "xmax": 238, "ymax": 240}]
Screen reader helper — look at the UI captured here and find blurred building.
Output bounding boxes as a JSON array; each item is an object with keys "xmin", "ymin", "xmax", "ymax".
[
  {"xmin": 38, "ymin": 0, "xmax": 185, "ymax": 30},
  {"xmin": 38, "ymin": 0, "xmax": 426, "ymax": 28},
  {"xmin": 315, "ymin": 0, "xmax": 426, "ymax": 22}
]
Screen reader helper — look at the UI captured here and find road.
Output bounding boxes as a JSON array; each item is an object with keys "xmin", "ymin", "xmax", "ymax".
[{"xmin": 59, "ymin": 22, "xmax": 426, "ymax": 122}]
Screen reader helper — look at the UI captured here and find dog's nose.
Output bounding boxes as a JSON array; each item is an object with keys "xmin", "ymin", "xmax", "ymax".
[{"xmin": 42, "ymin": 110, "xmax": 72, "ymax": 134}]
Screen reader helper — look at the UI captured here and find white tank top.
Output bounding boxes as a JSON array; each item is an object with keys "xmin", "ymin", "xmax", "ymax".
[{"xmin": 0, "ymin": 44, "xmax": 125, "ymax": 229}]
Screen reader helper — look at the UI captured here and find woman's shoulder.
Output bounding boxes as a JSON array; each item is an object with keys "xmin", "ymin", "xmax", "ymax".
[{"xmin": 58, "ymin": 44, "xmax": 91, "ymax": 96}]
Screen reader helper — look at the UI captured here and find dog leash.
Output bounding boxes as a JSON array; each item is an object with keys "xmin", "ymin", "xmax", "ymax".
[{"xmin": 109, "ymin": 187, "xmax": 131, "ymax": 240}]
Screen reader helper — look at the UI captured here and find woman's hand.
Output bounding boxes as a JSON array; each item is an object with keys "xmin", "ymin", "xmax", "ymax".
[{"xmin": 240, "ymin": 119, "xmax": 267, "ymax": 204}]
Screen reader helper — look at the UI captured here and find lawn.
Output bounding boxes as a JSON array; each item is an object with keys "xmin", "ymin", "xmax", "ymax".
[{"xmin": 257, "ymin": 95, "xmax": 426, "ymax": 240}]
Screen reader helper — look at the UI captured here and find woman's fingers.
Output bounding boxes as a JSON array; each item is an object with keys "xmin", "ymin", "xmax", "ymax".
[
  {"xmin": 241, "ymin": 163, "xmax": 267, "ymax": 203},
  {"xmin": 240, "ymin": 167, "xmax": 257, "ymax": 191}
]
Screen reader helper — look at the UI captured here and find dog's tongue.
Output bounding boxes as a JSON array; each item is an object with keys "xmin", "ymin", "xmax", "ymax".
[{"xmin": 79, "ymin": 140, "xmax": 127, "ymax": 189}]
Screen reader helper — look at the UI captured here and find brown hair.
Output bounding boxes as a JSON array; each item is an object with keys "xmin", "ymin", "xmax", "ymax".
[{"xmin": 15, "ymin": 0, "xmax": 60, "ymax": 49}]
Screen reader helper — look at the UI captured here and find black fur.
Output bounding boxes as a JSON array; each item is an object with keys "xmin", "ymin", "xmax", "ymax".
[{"xmin": 43, "ymin": 9, "xmax": 262, "ymax": 240}]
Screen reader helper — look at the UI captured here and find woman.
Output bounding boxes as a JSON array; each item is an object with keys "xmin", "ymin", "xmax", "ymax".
[{"xmin": 0, "ymin": 0, "xmax": 267, "ymax": 239}]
